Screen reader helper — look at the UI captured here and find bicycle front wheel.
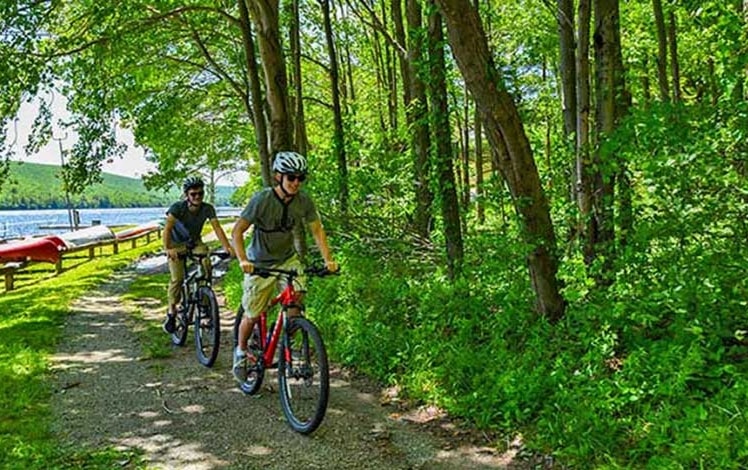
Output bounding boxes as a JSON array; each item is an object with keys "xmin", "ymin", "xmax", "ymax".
[
  {"xmin": 278, "ymin": 317, "xmax": 329, "ymax": 434},
  {"xmin": 194, "ymin": 286, "xmax": 220, "ymax": 367}
]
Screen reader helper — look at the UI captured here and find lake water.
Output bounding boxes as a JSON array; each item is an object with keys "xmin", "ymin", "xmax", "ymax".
[{"xmin": 0, "ymin": 207, "xmax": 240, "ymax": 239}]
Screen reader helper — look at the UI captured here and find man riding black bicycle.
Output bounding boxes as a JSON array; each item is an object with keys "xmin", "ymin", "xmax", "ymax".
[
  {"xmin": 163, "ymin": 176, "xmax": 234, "ymax": 334},
  {"xmin": 231, "ymin": 151, "xmax": 338, "ymax": 382}
]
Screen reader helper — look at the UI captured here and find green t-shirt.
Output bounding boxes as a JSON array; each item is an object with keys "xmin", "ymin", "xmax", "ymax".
[
  {"xmin": 240, "ymin": 187, "xmax": 319, "ymax": 267},
  {"xmin": 167, "ymin": 200, "xmax": 217, "ymax": 244}
]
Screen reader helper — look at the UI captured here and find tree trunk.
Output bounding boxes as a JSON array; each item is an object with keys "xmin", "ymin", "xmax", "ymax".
[
  {"xmin": 667, "ymin": 11, "xmax": 681, "ymax": 103},
  {"xmin": 428, "ymin": 3, "xmax": 464, "ymax": 280},
  {"xmin": 383, "ymin": 2, "xmax": 398, "ymax": 131},
  {"xmin": 392, "ymin": 0, "xmax": 411, "ymax": 107},
  {"xmin": 290, "ymin": 0, "xmax": 309, "ymax": 155},
  {"xmin": 434, "ymin": 0, "xmax": 566, "ymax": 321},
  {"xmin": 744, "ymin": 0, "xmax": 748, "ymax": 100},
  {"xmin": 593, "ymin": 0, "xmax": 629, "ymax": 275},
  {"xmin": 640, "ymin": 55, "xmax": 652, "ymax": 105},
  {"xmin": 247, "ymin": 0, "xmax": 293, "ymax": 152},
  {"xmin": 238, "ymin": 0, "xmax": 272, "ymax": 186},
  {"xmin": 462, "ymin": 90, "xmax": 471, "ymax": 209},
  {"xmin": 370, "ymin": 25, "xmax": 387, "ymax": 132},
  {"xmin": 473, "ymin": 0, "xmax": 484, "ymax": 225},
  {"xmin": 557, "ymin": 0, "xmax": 577, "ymax": 138},
  {"xmin": 577, "ymin": 0, "xmax": 593, "ymax": 264},
  {"xmin": 321, "ymin": 0, "xmax": 349, "ymax": 214},
  {"xmin": 475, "ymin": 108, "xmax": 484, "ymax": 224},
  {"xmin": 406, "ymin": 0, "xmax": 434, "ymax": 240},
  {"xmin": 652, "ymin": 0, "xmax": 670, "ymax": 102}
]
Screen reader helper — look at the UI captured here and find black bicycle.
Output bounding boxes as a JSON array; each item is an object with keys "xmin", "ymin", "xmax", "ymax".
[
  {"xmin": 232, "ymin": 266, "xmax": 338, "ymax": 434},
  {"xmin": 171, "ymin": 247, "xmax": 231, "ymax": 367}
]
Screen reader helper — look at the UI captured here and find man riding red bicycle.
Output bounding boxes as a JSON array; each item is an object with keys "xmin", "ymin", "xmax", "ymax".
[{"xmin": 231, "ymin": 151, "xmax": 339, "ymax": 382}]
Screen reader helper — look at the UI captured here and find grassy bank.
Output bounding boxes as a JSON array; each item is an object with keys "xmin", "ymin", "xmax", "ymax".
[{"xmin": 0, "ymin": 241, "xmax": 160, "ymax": 469}]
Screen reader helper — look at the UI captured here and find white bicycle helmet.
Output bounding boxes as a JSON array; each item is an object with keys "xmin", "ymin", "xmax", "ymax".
[
  {"xmin": 272, "ymin": 151, "xmax": 308, "ymax": 175},
  {"xmin": 182, "ymin": 176, "xmax": 204, "ymax": 192}
]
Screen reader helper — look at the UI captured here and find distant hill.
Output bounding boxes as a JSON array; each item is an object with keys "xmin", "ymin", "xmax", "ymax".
[{"xmin": 0, "ymin": 162, "xmax": 238, "ymax": 209}]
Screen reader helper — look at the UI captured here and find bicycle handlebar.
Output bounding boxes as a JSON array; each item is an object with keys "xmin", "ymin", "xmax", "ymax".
[{"xmin": 252, "ymin": 265, "xmax": 340, "ymax": 279}]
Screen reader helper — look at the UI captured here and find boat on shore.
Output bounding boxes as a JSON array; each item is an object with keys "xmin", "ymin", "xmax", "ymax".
[
  {"xmin": 0, "ymin": 223, "xmax": 161, "ymax": 265},
  {"xmin": 0, "ymin": 236, "xmax": 68, "ymax": 264}
]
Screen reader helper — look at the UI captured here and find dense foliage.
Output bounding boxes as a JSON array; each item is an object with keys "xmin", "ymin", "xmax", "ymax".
[{"xmin": 298, "ymin": 100, "xmax": 748, "ymax": 467}]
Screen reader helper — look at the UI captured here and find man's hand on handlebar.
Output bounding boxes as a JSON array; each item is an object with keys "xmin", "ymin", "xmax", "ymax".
[
  {"xmin": 325, "ymin": 260, "xmax": 339, "ymax": 273},
  {"xmin": 239, "ymin": 259, "xmax": 255, "ymax": 274}
]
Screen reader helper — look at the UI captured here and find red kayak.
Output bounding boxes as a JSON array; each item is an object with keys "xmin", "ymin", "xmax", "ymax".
[
  {"xmin": 115, "ymin": 221, "xmax": 161, "ymax": 240},
  {"xmin": 0, "ymin": 236, "xmax": 67, "ymax": 264}
]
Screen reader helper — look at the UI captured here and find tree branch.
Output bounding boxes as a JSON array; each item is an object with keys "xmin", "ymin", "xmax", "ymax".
[{"xmin": 347, "ymin": 0, "xmax": 407, "ymax": 58}]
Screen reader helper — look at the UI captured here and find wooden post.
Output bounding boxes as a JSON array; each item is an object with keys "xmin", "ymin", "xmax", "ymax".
[
  {"xmin": 56, "ymin": 258, "xmax": 63, "ymax": 274},
  {"xmin": 113, "ymin": 241, "xmax": 119, "ymax": 254},
  {"xmin": 89, "ymin": 246, "xmax": 95, "ymax": 259},
  {"xmin": 4, "ymin": 270, "xmax": 13, "ymax": 291}
]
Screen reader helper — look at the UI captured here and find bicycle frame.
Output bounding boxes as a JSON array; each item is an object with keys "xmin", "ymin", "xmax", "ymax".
[
  {"xmin": 255, "ymin": 279, "xmax": 302, "ymax": 368},
  {"xmin": 171, "ymin": 248, "xmax": 230, "ymax": 366}
]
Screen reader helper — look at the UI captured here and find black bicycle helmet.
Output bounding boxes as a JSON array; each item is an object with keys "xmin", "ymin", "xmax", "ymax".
[
  {"xmin": 183, "ymin": 176, "xmax": 204, "ymax": 192},
  {"xmin": 272, "ymin": 151, "xmax": 308, "ymax": 175}
]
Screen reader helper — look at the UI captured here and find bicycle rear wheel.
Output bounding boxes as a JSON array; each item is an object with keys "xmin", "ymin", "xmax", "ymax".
[
  {"xmin": 171, "ymin": 285, "xmax": 191, "ymax": 346},
  {"xmin": 194, "ymin": 286, "xmax": 220, "ymax": 367},
  {"xmin": 278, "ymin": 317, "xmax": 329, "ymax": 434},
  {"xmin": 233, "ymin": 306, "xmax": 264, "ymax": 395}
]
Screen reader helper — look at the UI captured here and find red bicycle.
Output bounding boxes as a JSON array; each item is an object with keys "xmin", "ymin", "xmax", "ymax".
[{"xmin": 232, "ymin": 265, "xmax": 337, "ymax": 434}]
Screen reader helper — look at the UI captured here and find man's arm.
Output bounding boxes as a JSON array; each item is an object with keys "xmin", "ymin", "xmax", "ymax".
[
  {"xmin": 232, "ymin": 217, "xmax": 254, "ymax": 273},
  {"xmin": 209, "ymin": 218, "xmax": 235, "ymax": 257},
  {"xmin": 163, "ymin": 214, "xmax": 179, "ymax": 259},
  {"xmin": 308, "ymin": 219, "xmax": 338, "ymax": 272}
]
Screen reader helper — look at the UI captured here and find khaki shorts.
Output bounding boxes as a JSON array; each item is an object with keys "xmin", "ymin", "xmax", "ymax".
[
  {"xmin": 168, "ymin": 242, "xmax": 210, "ymax": 306},
  {"xmin": 241, "ymin": 255, "xmax": 306, "ymax": 318}
]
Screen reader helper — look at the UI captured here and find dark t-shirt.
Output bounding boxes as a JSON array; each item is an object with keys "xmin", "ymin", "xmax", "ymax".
[
  {"xmin": 166, "ymin": 200, "xmax": 217, "ymax": 244},
  {"xmin": 240, "ymin": 187, "xmax": 319, "ymax": 267}
]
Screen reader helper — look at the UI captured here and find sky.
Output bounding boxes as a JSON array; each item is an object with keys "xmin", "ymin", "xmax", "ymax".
[
  {"xmin": 6, "ymin": 92, "xmax": 247, "ymax": 186},
  {"xmin": 8, "ymin": 94, "xmax": 156, "ymax": 179}
]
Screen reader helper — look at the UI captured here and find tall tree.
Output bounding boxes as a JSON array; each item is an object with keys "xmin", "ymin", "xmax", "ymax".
[
  {"xmin": 427, "ymin": 2, "xmax": 464, "ymax": 279},
  {"xmin": 247, "ymin": 0, "xmax": 293, "ymax": 153},
  {"xmin": 434, "ymin": 0, "xmax": 566, "ymax": 320},
  {"xmin": 592, "ymin": 0, "xmax": 630, "ymax": 270},
  {"xmin": 667, "ymin": 11, "xmax": 681, "ymax": 103},
  {"xmin": 652, "ymin": 0, "xmax": 670, "ymax": 101},
  {"xmin": 577, "ymin": 0, "xmax": 594, "ymax": 264},
  {"xmin": 557, "ymin": 0, "xmax": 577, "ymax": 138},
  {"xmin": 238, "ymin": 0, "xmax": 272, "ymax": 186},
  {"xmin": 289, "ymin": 0, "xmax": 309, "ymax": 155},
  {"xmin": 406, "ymin": 0, "xmax": 434, "ymax": 239},
  {"xmin": 320, "ymin": 0, "xmax": 350, "ymax": 214}
]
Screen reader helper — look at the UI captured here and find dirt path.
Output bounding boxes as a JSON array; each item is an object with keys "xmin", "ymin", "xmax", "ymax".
[{"xmin": 49, "ymin": 263, "xmax": 529, "ymax": 469}]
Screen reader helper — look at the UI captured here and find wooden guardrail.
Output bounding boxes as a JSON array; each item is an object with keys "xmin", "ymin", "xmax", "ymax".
[{"xmin": 1, "ymin": 227, "xmax": 162, "ymax": 292}]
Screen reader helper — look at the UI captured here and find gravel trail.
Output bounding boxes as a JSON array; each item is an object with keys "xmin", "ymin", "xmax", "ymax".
[{"xmin": 49, "ymin": 265, "xmax": 526, "ymax": 469}]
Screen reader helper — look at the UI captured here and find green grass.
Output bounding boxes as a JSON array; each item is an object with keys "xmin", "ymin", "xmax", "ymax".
[
  {"xmin": 121, "ymin": 272, "xmax": 174, "ymax": 360},
  {"xmin": 0, "ymin": 240, "xmax": 161, "ymax": 469}
]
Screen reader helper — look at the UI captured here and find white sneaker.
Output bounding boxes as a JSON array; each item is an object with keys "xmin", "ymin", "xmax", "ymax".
[{"xmin": 232, "ymin": 347, "xmax": 248, "ymax": 383}]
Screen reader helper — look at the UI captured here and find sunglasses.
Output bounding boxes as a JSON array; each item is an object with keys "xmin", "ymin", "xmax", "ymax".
[
  {"xmin": 286, "ymin": 174, "xmax": 306, "ymax": 183},
  {"xmin": 188, "ymin": 191, "xmax": 204, "ymax": 197}
]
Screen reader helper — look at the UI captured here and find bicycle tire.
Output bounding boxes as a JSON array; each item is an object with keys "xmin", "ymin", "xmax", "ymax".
[
  {"xmin": 278, "ymin": 317, "xmax": 329, "ymax": 434},
  {"xmin": 233, "ymin": 306, "xmax": 265, "ymax": 395},
  {"xmin": 171, "ymin": 285, "xmax": 191, "ymax": 346},
  {"xmin": 194, "ymin": 286, "xmax": 220, "ymax": 367}
]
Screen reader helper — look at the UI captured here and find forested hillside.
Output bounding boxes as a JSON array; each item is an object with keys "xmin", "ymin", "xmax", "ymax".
[
  {"xmin": 3, "ymin": 1, "xmax": 748, "ymax": 468},
  {"xmin": 0, "ymin": 162, "xmax": 236, "ymax": 209}
]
